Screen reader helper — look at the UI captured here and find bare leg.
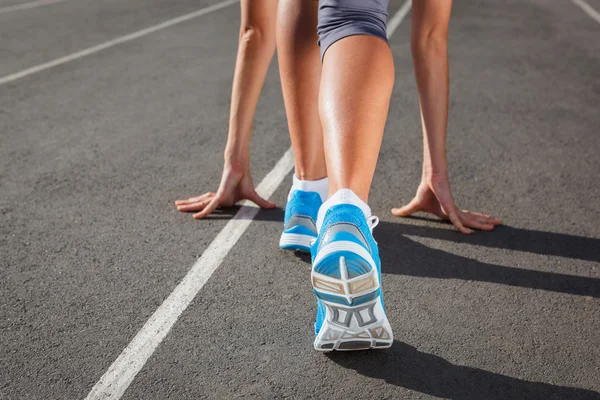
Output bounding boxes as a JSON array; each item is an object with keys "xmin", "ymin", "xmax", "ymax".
[
  {"xmin": 319, "ymin": 36, "xmax": 394, "ymax": 201},
  {"xmin": 310, "ymin": 3, "xmax": 395, "ymax": 352},
  {"xmin": 277, "ymin": 0, "xmax": 327, "ymax": 181}
]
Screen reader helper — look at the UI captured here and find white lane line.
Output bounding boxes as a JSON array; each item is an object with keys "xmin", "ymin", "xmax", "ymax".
[
  {"xmin": 387, "ymin": 0, "xmax": 412, "ymax": 37},
  {"xmin": 0, "ymin": 0, "xmax": 67, "ymax": 15},
  {"xmin": 0, "ymin": 0, "xmax": 240, "ymax": 86},
  {"xmin": 571, "ymin": 0, "xmax": 600, "ymax": 24},
  {"xmin": 86, "ymin": 2, "xmax": 411, "ymax": 399},
  {"xmin": 86, "ymin": 149, "xmax": 295, "ymax": 400}
]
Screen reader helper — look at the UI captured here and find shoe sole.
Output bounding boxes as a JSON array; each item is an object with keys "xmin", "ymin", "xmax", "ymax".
[
  {"xmin": 311, "ymin": 241, "xmax": 393, "ymax": 352},
  {"xmin": 279, "ymin": 232, "xmax": 314, "ymax": 253}
]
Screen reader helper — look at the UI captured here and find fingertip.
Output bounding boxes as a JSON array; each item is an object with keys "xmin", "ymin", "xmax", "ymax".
[
  {"xmin": 391, "ymin": 208, "xmax": 405, "ymax": 217},
  {"xmin": 250, "ymin": 192, "xmax": 276, "ymax": 209},
  {"xmin": 253, "ymin": 200, "xmax": 271, "ymax": 209},
  {"xmin": 459, "ymin": 225, "xmax": 473, "ymax": 234}
]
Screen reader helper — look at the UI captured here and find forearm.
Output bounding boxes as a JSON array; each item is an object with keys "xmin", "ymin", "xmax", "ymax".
[
  {"xmin": 410, "ymin": 0, "xmax": 453, "ymax": 180},
  {"xmin": 411, "ymin": 34, "xmax": 449, "ymax": 179},
  {"xmin": 225, "ymin": 26, "xmax": 276, "ymax": 167}
]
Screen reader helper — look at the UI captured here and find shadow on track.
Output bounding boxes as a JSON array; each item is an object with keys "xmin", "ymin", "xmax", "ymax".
[
  {"xmin": 326, "ymin": 341, "xmax": 600, "ymax": 400},
  {"xmin": 398, "ymin": 216, "xmax": 600, "ymax": 263},
  {"xmin": 203, "ymin": 207, "xmax": 600, "ymax": 297},
  {"xmin": 375, "ymin": 221, "xmax": 600, "ymax": 298}
]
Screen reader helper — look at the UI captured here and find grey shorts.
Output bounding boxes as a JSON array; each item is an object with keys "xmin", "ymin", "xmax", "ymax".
[{"xmin": 317, "ymin": 0, "xmax": 389, "ymax": 60}]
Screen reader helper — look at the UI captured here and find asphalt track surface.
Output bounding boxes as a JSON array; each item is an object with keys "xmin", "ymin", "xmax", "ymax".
[{"xmin": 1, "ymin": 0, "xmax": 599, "ymax": 398}]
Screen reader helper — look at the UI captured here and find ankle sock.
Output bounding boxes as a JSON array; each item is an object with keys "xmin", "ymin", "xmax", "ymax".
[
  {"xmin": 316, "ymin": 189, "xmax": 371, "ymax": 231},
  {"xmin": 289, "ymin": 175, "xmax": 329, "ymax": 203}
]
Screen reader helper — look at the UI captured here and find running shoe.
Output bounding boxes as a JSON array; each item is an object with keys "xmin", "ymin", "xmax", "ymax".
[
  {"xmin": 279, "ymin": 189, "xmax": 322, "ymax": 253},
  {"xmin": 311, "ymin": 196, "xmax": 393, "ymax": 351}
]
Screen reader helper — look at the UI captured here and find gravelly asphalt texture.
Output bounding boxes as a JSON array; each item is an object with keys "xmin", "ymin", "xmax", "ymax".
[{"xmin": 1, "ymin": 0, "xmax": 599, "ymax": 398}]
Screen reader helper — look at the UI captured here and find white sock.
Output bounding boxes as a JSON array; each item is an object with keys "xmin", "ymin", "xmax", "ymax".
[
  {"xmin": 289, "ymin": 175, "xmax": 329, "ymax": 203},
  {"xmin": 316, "ymin": 189, "xmax": 371, "ymax": 231}
]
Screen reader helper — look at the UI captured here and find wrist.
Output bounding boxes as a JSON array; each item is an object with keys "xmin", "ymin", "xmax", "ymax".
[
  {"xmin": 224, "ymin": 148, "xmax": 249, "ymax": 168},
  {"xmin": 422, "ymin": 160, "xmax": 447, "ymax": 179}
]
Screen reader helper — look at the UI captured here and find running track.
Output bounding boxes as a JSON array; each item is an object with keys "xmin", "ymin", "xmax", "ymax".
[{"xmin": 1, "ymin": 0, "xmax": 599, "ymax": 398}]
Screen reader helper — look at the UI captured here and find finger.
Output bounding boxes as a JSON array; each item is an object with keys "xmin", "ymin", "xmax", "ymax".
[
  {"xmin": 177, "ymin": 199, "xmax": 212, "ymax": 212},
  {"xmin": 247, "ymin": 190, "xmax": 276, "ymax": 209},
  {"xmin": 175, "ymin": 192, "xmax": 215, "ymax": 205},
  {"xmin": 448, "ymin": 210, "xmax": 473, "ymax": 234},
  {"xmin": 435, "ymin": 193, "xmax": 472, "ymax": 234},
  {"xmin": 461, "ymin": 214, "xmax": 496, "ymax": 231},
  {"xmin": 470, "ymin": 213, "xmax": 502, "ymax": 225},
  {"xmin": 391, "ymin": 197, "xmax": 422, "ymax": 217},
  {"xmin": 463, "ymin": 211, "xmax": 502, "ymax": 225},
  {"xmin": 476, "ymin": 217, "xmax": 495, "ymax": 225},
  {"xmin": 482, "ymin": 216, "xmax": 502, "ymax": 225},
  {"xmin": 474, "ymin": 216, "xmax": 501, "ymax": 227},
  {"xmin": 461, "ymin": 212, "xmax": 498, "ymax": 225},
  {"xmin": 193, "ymin": 198, "xmax": 220, "ymax": 219},
  {"xmin": 176, "ymin": 193, "xmax": 214, "ymax": 205}
]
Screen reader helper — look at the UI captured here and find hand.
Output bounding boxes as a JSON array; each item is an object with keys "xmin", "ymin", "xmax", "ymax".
[
  {"xmin": 175, "ymin": 161, "xmax": 275, "ymax": 219},
  {"xmin": 391, "ymin": 175, "xmax": 502, "ymax": 234}
]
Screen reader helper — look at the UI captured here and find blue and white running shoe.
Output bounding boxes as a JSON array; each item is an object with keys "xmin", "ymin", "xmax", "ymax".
[
  {"xmin": 310, "ymin": 191, "xmax": 393, "ymax": 351},
  {"xmin": 279, "ymin": 189, "xmax": 322, "ymax": 253}
]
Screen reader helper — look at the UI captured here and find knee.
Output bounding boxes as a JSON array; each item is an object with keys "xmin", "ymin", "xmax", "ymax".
[
  {"xmin": 239, "ymin": 25, "xmax": 274, "ymax": 50},
  {"xmin": 317, "ymin": 0, "xmax": 390, "ymax": 61}
]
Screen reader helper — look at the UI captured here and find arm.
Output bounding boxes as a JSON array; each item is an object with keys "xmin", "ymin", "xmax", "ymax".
[
  {"xmin": 225, "ymin": 0, "xmax": 278, "ymax": 168},
  {"xmin": 176, "ymin": 0, "xmax": 278, "ymax": 218},
  {"xmin": 392, "ymin": 0, "xmax": 501, "ymax": 233},
  {"xmin": 411, "ymin": 0, "xmax": 451, "ymax": 183}
]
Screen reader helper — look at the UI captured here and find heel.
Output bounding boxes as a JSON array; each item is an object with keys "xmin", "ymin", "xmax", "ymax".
[
  {"xmin": 312, "ymin": 244, "xmax": 379, "ymax": 306},
  {"xmin": 313, "ymin": 298, "xmax": 393, "ymax": 351},
  {"xmin": 279, "ymin": 232, "xmax": 314, "ymax": 253},
  {"xmin": 311, "ymin": 244, "xmax": 393, "ymax": 352}
]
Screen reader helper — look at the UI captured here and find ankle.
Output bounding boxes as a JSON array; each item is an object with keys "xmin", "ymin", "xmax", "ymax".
[
  {"xmin": 293, "ymin": 163, "xmax": 327, "ymax": 181},
  {"xmin": 317, "ymin": 188, "xmax": 372, "ymax": 230},
  {"xmin": 327, "ymin": 185, "xmax": 369, "ymax": 204},
  {"xmin": 291, "ymin": 175, "xmax": 329, "ymax": 202}
]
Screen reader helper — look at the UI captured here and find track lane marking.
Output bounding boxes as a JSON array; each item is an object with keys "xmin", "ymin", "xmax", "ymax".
[
  {"xmin": 571, "ymin": 0, "xmax": 600, "ymax": 24},
  {"xmin": 86, "ymin": 149, "xmax": 295, "ymax": 400},
  {"xmin": 0, "ymin": 0, "xmax": 240, "ymax": 86},
  {"xmin": 0, "ymin": 0, "xmax": 68, "ymax": 15},
  {"xmin": 387, "ymin": 0, "xmax": 412, "ymax": 37},
  {"xmin": 85, "ymin": 1, "xmax": 411, "ymax": 398}
]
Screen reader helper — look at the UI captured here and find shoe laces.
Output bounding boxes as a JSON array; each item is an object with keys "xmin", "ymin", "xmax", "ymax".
[{"xmin": 367, "ymin": 215, "xmax": 379, "ymax": 231}]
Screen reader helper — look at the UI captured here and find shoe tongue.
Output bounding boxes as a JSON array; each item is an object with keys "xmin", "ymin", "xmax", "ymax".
[{"xmin": 316, "ymin": 189, "xmax": 372, "ymax": 231}]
